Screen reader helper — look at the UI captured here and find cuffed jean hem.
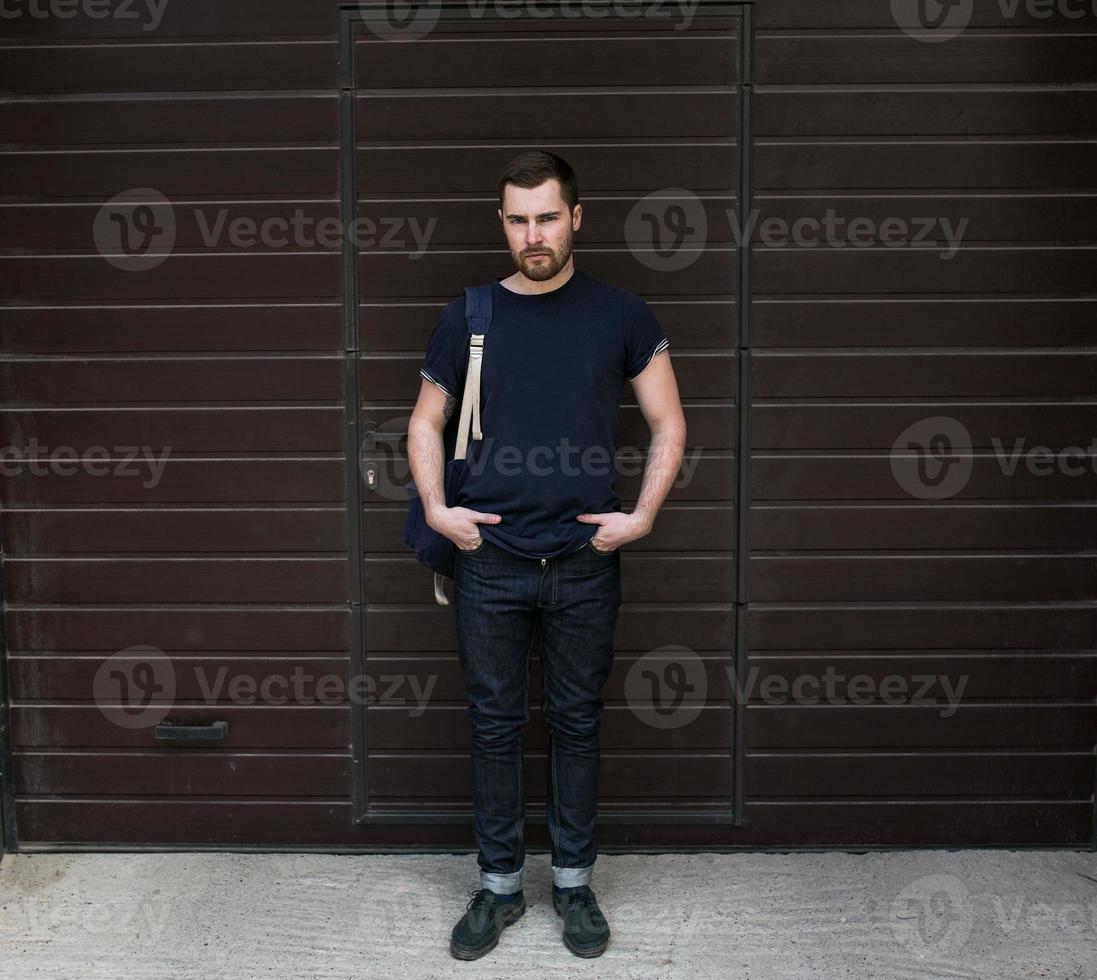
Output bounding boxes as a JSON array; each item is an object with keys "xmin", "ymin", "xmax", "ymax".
[
  {"xmin": 480, "ymin": 867, "xmax": 524, "ymax": 895},
  {"xmin": 551, "ymin": 862, "xmax": 594, "ymax": 888}
]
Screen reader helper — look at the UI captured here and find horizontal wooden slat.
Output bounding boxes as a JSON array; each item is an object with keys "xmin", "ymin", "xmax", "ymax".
[
  {"xmin": 0, "ymin": 356, "xmax": 342, "ymax": 403},
  {"xmin": 0, "ymin": 202, "xmax": 341, "ymax": 251},
  {"xmin": 756, "ymin": 34, "xmax": 1097, "ymax": 84},
  {"xmin": 5, "ymin": 608, "xmax": 350, "ymax": 652},
  {"xmin": 751, "ymin": 299, "xmax": 1097, "ymax": 347},
  {"xmin": 750, "ymin": 503, "xmax": 1097, "ymax": 550},
  {"xmin": 755, "ymin": 1, "xmax": 1097, "ymax": 28},
  {"xmin": 752, "ymin": 404, "xmax": 1097, "ymax": 449},
  {"xmin": 15, "ymin": 751, "xmax": 351, "ymax": 796},
  {"xmin": 753, "ymin": 352, "xmax": 1097, "ymax": 398},
  {"xmin": 357, "ymin": 144, "xmax": 738, "ymax": 195},
  {"xmin": 16, "ymin": 749, "xmax": 1092, "ymax": 801},
  {"xmin": 2, "ymin": 508, "xmax": 346, "ymax": 554},
  {"xmin": 750, "ymin": 555, "xmax": 1097, "ymax": 602},
  {"xmin": 0, "ymin": 459, "xmax": 345, "ymax": 505},
  {"xmin": 2, "ymin": 96, "xmax": 337, "ymax": 147},
  {"xmin": 5, "ymin": 558, "xmax": 347, "ymax": 603},
  {"xmin": 0, "ymin": 304, "xmax": 342, "ymax": 355},
  {"xmin": 754, "ymin": 89, "xmax": 1097, "ymax": 137},
  {"xmin": 2, "ymin": 41, "xmax": 336, "ymax": 94},
  {"xmin": 358, "ymin": 91, "xmax": 737, "ymax": 140},
  {"xmin": 749, "ymin": 604, "xmax": 1096, "ymax": 650},
  {"xmin": 0, "ymin": 149, "xmax": 338, "ymax": 198},
  {"xmin": 750, "ymin": 194, "xmax": 1097, "ymax": 244},
  {"xmin": 16, "ymin": 799, "xmax": 1089, "ymax": 846},
  {"xmin": 755, "ymin": 141, "xmax": 1097, "ymax": 190},
  {"xmin": 751, "ymin": 454, "xmax": 1097, "ymax": 500},
  {"xmin": 3, "ymin": 254, "xmax": 340, "ymax": 302},
  {"xmin": 754, "ymin": 247, "xmax": 1096, "ymax": 295},
  {"xmin": 1, "ymin": 408, "xmax": 342, "ymax": 452},
  {"xmin": 356, "ymin": 33, "xmax": 737, "ymax": 87}
]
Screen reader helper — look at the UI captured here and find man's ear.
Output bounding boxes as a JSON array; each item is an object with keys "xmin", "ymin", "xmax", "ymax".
[{"xmin": 572, "ymin": 203, "xmax": 582, "ymax": 230}]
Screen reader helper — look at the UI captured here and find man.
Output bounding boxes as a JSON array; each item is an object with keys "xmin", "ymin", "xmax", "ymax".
[{"xmin": 406, "ymin": 150, "xmax": 686, "ymax": 959}]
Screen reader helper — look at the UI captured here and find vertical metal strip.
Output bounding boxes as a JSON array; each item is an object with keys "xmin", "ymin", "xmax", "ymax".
[
  {"xmin": 0, "ymin": 556, "xmax": 17, "ymax": 854},
  {"xmin": 731, "ymin": 2, "xmax": 754, "ymax": 825},
  {"xmin": 339, "ymin": 8, "xmax": 368, "ymax": 822}
]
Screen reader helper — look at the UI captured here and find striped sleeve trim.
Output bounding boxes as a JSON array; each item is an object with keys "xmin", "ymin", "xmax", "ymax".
[
  {"xmin": 419, "ymin": 368, "xmax": 455, "ymax": 398},
  {"xmin": 626, "ymin": 337, "xmax": 670, "ymax": 381}
]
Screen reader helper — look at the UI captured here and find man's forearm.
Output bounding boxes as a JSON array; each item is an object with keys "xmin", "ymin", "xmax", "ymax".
[
  {"xmin": 407, "ymin": 417, "xmax": 448, "ymax": 525},
  {"xmin": 628, "ymin": 423, "xmax": 686, "ymax": 533}
]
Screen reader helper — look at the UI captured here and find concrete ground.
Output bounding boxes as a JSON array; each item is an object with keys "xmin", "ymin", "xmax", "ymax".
[{"xmin": 1, "ymin": 849, "xmax": 1096, "ymax": 979}]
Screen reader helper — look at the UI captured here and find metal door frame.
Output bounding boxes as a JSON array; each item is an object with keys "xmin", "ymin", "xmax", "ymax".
[{"xmin": 339, "ymin": 1, "xmax": 754, "ymax": 826}]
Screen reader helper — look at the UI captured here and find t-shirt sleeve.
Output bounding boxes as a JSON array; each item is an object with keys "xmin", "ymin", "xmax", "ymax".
[
  {"xmin": 623, "ymin": 292, "xmax": 670, "ymax": 381},
  {"xmin": 418, "ymin": 303, "xmax": 467, "ymax": 398}
]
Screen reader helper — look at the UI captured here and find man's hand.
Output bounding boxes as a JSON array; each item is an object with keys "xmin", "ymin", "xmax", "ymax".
[
  {"xmin": 428, "ymin": 505, "xmax": 502, "ymax": 551},
  {"xmin": 575, "ymin": 511, "xmax": 651, "ymax": 553}
]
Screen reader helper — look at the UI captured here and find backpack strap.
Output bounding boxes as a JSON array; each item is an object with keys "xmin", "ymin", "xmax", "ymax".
[{"xmin": 454, "ymin": 283, "xmax": 494, "ymax": 460}]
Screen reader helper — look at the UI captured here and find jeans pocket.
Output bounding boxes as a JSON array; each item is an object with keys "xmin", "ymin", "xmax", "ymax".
[
  {"xmin": 458, "ymin": 535, "xmax": 486, "ymax": 555},
  {"xmin": 586, "ymin": 538, "xmax": 614, "ymax": 557}
]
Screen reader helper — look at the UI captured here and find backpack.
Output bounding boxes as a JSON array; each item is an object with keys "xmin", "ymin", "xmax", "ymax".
[{"xmin": 401, "ymin": 283, "xmax": 493, "ymax": 605}]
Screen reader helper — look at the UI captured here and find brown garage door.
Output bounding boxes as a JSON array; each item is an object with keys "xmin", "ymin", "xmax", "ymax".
[{"xmin": 0, "ymin": 1, "xmax": 1093, "ymax": 850}]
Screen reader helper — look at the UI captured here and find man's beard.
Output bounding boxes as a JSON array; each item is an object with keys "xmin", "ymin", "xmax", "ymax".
[{"xmin": 512, "ymin": 236, "xmax": 572, "ymax": 281}]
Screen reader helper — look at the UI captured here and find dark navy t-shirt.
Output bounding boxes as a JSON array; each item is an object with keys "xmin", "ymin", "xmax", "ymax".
[{"xmin": 418, "ymin": 268, "xmax": 670, "ymax": 559}]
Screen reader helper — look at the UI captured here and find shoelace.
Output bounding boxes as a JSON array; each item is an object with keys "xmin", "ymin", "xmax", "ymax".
[{"xmin": 465, "ymin": 887, "xmax": 493, "ymax": 913}]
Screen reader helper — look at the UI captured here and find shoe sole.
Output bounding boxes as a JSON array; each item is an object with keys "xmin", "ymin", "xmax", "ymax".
[
  {"xmin": 553, "ymin": 895, "xmax": 609, "ymax": 958},
  {"xmin": 449, "ymin": 899, "xmax": 526, "ymax": 960}
]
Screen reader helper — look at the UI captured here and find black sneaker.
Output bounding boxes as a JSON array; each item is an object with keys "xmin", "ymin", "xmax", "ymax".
[
  {"xmin": 449, "ymin": 887, "xmax": 526, "ymax": 960},
  {"xmin": 552, "ymin": 885, "xmax": 610, "ymax": 958}
]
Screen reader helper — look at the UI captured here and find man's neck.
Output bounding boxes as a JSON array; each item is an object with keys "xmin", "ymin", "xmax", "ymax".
[{"xmin": 499, "ymin": 262, "xmax": 576, "ymax": 296}]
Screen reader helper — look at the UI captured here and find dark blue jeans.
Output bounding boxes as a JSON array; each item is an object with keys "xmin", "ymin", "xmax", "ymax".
[{"xmin": 454, "ymin": 535, "xmax": 621, "ymax": 894}]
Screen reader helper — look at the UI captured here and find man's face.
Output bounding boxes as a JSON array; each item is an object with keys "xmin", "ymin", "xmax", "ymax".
[{"xmin": 498, "ymin": 178, "xmax": 582, "ymax": 282}]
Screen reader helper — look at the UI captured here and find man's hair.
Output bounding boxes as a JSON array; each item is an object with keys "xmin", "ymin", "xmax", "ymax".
[{"xmin": 498, "ymin": 150, "xmax": 579, "ymax": 214}]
